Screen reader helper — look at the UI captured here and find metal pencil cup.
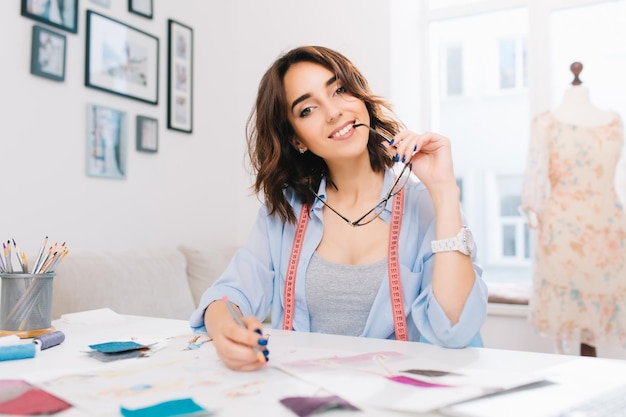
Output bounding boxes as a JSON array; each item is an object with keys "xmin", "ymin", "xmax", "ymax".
[{"xmin": 0, "ymin": 272, "xmax": 55, "ymax": 337}]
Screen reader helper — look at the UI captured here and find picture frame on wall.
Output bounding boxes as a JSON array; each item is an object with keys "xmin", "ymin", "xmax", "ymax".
[
  {"xmin": 87, "ymin": 103, "xmax": 128, "ymax": 179},
  {"xmin": 128, "ymin": 0, "xmax": 153, "ymax": 19},
  {"xmin": 21, "ymin": 0, "xmax": 78, "ymax": 33},
  {"xmin": 31, "ymin": 25, "xmax": 66, "ymax": 82},
  {"xmin": 167, "ymin": 19, "xmax": 193, "ymax": 133},
  {"xmin": 136, "ymin": 116, "xmax": 158, "ymax": 153},
  {"xmin": 85, "ymin": 11, "xmax": 159, "ymax": 105}
]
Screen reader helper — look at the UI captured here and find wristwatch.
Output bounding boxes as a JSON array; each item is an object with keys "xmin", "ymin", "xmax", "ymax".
[{"xmin": 431, "ymin": 226, "xmax": 475, "ymax": 256}]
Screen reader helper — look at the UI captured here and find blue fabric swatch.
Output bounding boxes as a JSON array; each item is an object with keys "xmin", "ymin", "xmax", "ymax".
[
  {"xmin": 88, "ymin": 341, "xmax": 147, "ymax": 353},
  {"xmin": 120, "ymin": 398, "xmax": 207, "ymax": 417}
]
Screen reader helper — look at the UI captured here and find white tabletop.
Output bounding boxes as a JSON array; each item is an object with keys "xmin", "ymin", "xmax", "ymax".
[{"xmin": 2, "ymin": 311, "xmax": 626, "ymax": 417}]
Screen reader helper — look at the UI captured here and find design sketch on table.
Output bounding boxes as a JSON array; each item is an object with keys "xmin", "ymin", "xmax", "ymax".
[{"xmin": 33, "ymin": 333, "xmax": 303, "ymax": 414}]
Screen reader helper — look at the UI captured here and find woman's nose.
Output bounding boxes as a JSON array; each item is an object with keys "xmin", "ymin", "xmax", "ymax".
[{"xmin": 325, "ymin": 101, "xmax": 342, "ymax": 123}]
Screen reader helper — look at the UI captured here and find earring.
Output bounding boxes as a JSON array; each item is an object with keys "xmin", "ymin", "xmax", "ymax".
[{"xmin": 298, "ymin": 148, "xmax": 305, "ymax": 154}]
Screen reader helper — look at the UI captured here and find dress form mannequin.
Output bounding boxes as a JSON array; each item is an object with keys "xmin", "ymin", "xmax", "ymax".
[
  {"xmin": 523, "ymin": 62, "xmax": 626, "ymax": 360},
  {"xmin": 551, "ymin": 62, "xmax": 614, "ymax": 127},
  {"xmin": 552, "ymin": 62, "xmax": 614, "ymax": 358}
]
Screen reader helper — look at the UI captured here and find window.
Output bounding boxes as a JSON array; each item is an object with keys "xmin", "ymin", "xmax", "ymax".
[
  {"xmin": 496, "ymin": 175, "xmax": 530, "ymax": 262},
  {"xmin": 499, "ymin": 36, "xmax": 527, "ymax": 90},
  {"xmin": 445, "ymin": 45, "xmax": 463, "ymax": 96},
  {"xmin": 391, "ymin": 0, "xmax": 626, "ymax": 285},
  {"xmin": 427, "ymin": 7, "xmax": 530, "ymax": 283}
]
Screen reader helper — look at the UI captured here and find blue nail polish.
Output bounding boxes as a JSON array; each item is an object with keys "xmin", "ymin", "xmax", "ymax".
[
  {"xmin": 389, "ymin": 139, "xmax": 395, "ymax": 145},
  {"xmin": 394, "ymin": 154, "xmax": 399, "ymax": 162},
  {"xmin": 401, "ymin": 155, "xmax": 406, "ymax": 163},
  {"xmin": 258, "ymin": 338, "xmax": 268, "ymax": 346},
  {"xmin": 413, "ymin": 145, "xmax": 417, "ymax": 152},
  {"xmin": 254, "ymin": 329, "xmax": 263, "ymax": 335}
]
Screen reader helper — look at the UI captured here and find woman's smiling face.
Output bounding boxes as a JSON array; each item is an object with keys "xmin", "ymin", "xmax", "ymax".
[{"xmin": 284, "ymin": 61, "xmax": 370, "ymax": 162}]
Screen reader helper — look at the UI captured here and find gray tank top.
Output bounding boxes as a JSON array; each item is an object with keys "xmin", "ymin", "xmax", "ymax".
[{"xmin": 306, "ymin": 252, "xmax": 386, "ymax": 336}]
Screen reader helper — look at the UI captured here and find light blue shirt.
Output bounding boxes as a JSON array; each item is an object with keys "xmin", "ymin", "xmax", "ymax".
[{"xmin": 190, "ymin": 168, "xmax": 488, "ymax": 348}]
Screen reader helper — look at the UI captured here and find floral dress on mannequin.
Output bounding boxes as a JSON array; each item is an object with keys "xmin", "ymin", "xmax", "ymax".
[{"xmin": 520, "ymin": 88, "xmax": 626, "ymax": 354}]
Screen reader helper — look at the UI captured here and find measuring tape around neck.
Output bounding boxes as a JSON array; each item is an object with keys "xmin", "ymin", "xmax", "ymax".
[{"xmin": 282, "ymin": 188, "xmax": 407, "ymax": 341}]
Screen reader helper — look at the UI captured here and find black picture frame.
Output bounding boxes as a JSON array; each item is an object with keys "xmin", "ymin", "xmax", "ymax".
[
  {"xmin": 136, "ymin": 115, "xmax": 158, "ymax": 153},
  {"xmin": 128, "ymin": 0, "xmax": 153, "ymax": 19},
  {"xmin": 167, "ymin": 19, "xmax": 193, "ymax": 133},
  {"xmin": 21, "ymin": 0, "xmax": 78, "ymax": 34},
  {"xmin": 86, "ymin": 103, "xmax": 128, "ymax": 179},
  {"xmin": 85, "ymin": 11, "xmax": 159, "ymax": 105},
  {"xmin": 31, "ymin": 25, "xmax": 66, "ymax": 82}
]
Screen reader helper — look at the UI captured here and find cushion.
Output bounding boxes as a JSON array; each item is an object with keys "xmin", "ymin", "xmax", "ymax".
[
  {"xmin": 177, "ymin": 244, "xmax": 238, "ymax": 306},
  {"xmin": 52, "ymin": 248, "xmax": 195, "ymax": 320}
]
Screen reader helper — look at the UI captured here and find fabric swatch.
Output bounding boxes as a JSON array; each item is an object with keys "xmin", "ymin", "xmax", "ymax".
[
  {"xmin": 120, "ymin": 398, "xmax": 209, "ymax": 417},
  {"xmin": 0, "ymin": 380, "xmax": 72, "ymax": 415},
  {"xmin": 386, "ymin": 375, "xmax": 450, "ymax": 388},
  {"xmin": 280, "ymin": 395, "xmax": 360, "ymax": 417},
  {"xmin": 402, "ymin": 369, "xmax": 462, "ymax": 377},
  {"xmin": 86, "ymin": 349, "xmax": 147, "ymax": 362},
  {"xmin": 88, "ymin": 341, "xmax": 148, "ymax": 353}
]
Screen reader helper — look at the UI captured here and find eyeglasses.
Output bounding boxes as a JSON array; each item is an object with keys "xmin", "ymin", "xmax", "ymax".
[
  {"xmin": 353, "ymin": 123, "xmax": 395, "ymax": 146},
  {"xmin": 309, "ymin": 161, "xmax": 411, "ymax": 227}
]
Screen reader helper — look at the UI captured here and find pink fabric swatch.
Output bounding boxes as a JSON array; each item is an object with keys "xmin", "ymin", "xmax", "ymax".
[{"xmin": 0, "ymin": 381, "xmax": 72, "ymax": 415}]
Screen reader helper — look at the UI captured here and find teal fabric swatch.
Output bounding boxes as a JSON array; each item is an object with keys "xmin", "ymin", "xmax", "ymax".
[
  {"xmin": 88, "ymin": 341, "xmax": 147, "ymax": 353},
  {"xmin": 120, "ymin": 398, "xmax": 207, "ymax": 417}
]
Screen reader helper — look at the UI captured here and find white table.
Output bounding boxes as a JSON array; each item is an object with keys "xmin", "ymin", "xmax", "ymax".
[{"xmin": 2, "ymin": 312, "xmax": 626, "ymax": 417}]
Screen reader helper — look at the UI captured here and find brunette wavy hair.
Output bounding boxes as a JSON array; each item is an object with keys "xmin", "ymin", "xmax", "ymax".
[{"xmin": 246, "ymin": 46, "xmax": 402, "ymax": 224}]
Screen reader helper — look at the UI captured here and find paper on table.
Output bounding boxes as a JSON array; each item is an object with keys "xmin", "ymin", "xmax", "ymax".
[
  {"xmin": 277, "ymin": 350, "xmax": 545, "ymax": 413},
  {"xmin": 27, "ymin": 334, "xmax": 321, "ymax": 416},
  {"xmin": 441, "ymin": 357, "xmax": 626, "ymax": 417},
  {"xmin": 61, "ymin": 308, "xmax": 125, "ymax": 325}
]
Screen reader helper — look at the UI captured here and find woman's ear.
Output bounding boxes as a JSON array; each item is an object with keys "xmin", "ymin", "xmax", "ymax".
[{"xmin": 290, "ymin": 138, "xmax": 307, "ymax": 154}]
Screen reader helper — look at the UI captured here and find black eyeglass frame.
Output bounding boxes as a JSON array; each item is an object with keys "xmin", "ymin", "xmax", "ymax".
[{"xmin": 308, "ymin": 162, "xmax": 412, "ymax": 227}]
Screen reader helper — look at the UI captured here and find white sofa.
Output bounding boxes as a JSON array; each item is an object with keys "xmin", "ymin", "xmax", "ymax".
[{"xmin": 51, "ymin": 245, "xmax": 237, "ymax": 321}]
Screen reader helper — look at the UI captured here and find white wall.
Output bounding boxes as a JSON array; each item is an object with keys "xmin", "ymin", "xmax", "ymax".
[{"xmin": 0, "ymin": 0, "xmax": 391, "ymax": 256}]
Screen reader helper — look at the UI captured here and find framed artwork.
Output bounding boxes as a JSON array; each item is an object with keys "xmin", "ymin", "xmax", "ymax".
[
  {"xmin": 31, "ymin": 25, "xmax": 66, "ymax": 82},
  {"xmin": 90, "ymin": 0, "xmax": 111, "ymax": 7},
  {"xmin": 136, "ymin": 116, "xmax": 158, "ymax": 153},
  {"xmin": 167, "ymin": 19, "xmax": 193, "ymax": 133},
  {"xmin": 86, "ymin": 104, "xmax": 128, "ymax": 179},
  {"xmin": 21, "ymin": 0, "xmax": 78, "ymax": 33},
  {"xmin": 129, "ymin": 0, "xmax": 153, "ymax": 19},
  {"xmin": 85, "ymin": 11, "xmax": 159, "ymax": 105}
]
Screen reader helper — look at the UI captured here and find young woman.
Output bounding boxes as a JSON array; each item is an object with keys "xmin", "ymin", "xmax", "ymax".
[{"xmin": 190, "ymin": 46, "xmax": 487, "ymax": 371}]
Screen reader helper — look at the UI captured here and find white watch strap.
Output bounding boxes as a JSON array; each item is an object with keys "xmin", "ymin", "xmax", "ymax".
[{"xmin": 430, "ymin": 226, "xmax": 473, "ymax": 255}]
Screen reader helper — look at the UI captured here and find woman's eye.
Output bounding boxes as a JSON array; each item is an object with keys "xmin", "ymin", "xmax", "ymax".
[
  {"xmin": 335, "ymin": 86, "xmax": 346, "ymax": 95},
  {"xmin": 299, "ymin": 107, "xmax": 312, "ymax": 118}
]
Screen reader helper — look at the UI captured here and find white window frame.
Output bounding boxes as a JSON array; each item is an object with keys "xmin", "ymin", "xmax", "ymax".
[{"xmin": 485, "ymin": 172, "xmax": 532, "ymax": 266}]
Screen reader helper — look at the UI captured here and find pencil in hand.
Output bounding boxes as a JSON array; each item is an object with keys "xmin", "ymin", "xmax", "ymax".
[{"xmin": 221, "ymin": 296, "xmax": 267, "ymax": 364}]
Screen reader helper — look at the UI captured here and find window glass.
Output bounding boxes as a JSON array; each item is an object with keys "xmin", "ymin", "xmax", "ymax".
[
  {"xmin": 499, "ymin": 38, "xmax": 516, "ymax": 89},
  {"xmin": 502, "ymin": 225, "xmax": 516, "ymax": 257},
  {"xmin": 446, "ymin": 45, "xmax": 463, "ymax": 95},
  {"xmin": 499, "ymin": 176, "xmax": 521, "ymax": 216},
  {"xmin": 429, "ymin": 8, "xmax": 530, "ymax": 283}
]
